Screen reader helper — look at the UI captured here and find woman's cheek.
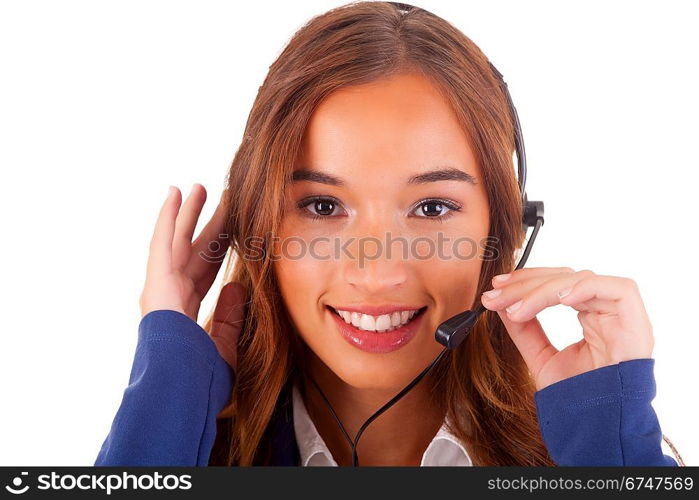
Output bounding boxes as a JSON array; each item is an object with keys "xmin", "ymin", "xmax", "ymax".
[
  {"xmin": 273, "ymin": 229, "xmax": 334, "ymax": 328},
  {"xmin": 426, "ymin": 231, "xmax": 485, "ymax": 313}
]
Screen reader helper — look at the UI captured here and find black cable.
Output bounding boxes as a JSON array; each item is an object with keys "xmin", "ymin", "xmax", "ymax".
[
  {"xmin": 306, "ymin": 217, "xmax": 543, "ymax": 466},
  {"xmin": 515, "ymin": 217, "xmax": 543, "ymax": 271},
  {"xmin": 308, "ymin": 344, "xmax": 449, "ymax": 466},
  {"xmin": 304, "ymin": 4, "xmax": 545, "ymax": 465},
  {"xmin": 307, "ymin": 375, "xmax": 354, "ymax": 449}
]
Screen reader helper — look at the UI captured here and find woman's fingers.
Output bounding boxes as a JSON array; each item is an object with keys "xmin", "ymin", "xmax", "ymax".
[
  {"xmin": 558, "ymin": 275, "xmax": 647, "ymax": 318},
  {"xmin": 210, "ymin": 281, "xmax": 247, "ymax": 372},
  {"xmin": 490, "ymin": 266, "xmax": 575, "ymax": 289},
  {"xmin": 483, "ymin": 270, "xmax": 613, "ymax": 322},
  {"xmin": 485, "ymin": 267, "xmax": 655, "ymax": 389},
  {"xmin": 147, "ymin": 186, "xmax": 181, "ymax": 277},
  {"xmin": 172, "ymin": 183, "xmax": 208, "ymax": 271},
  {"xmin": 483, "ymin": 270, "xmax": 648, "ymax": 343},
  {"xmin": 482, "ymin": 270, "xmax": 584, "ymax": 316},
  {"xmin": 557, "ymin": 274, "xmax": 638, "ymax": 303},
  {"xmin": 189, "ymin": 188, "xmax": 230, "ymax": 280},
  {"xmin": 496, "ymin": 309, "xmax": 558, "ymax": 381}
]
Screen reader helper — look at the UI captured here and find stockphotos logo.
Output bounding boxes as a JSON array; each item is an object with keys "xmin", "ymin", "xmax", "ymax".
[
  {"xmin": 5, "ymin": 472, "xmax": 29, "ymax": 494},
  {"xmin": 3, "ymin": 471, "xmax": 192, "ymax": 495}
]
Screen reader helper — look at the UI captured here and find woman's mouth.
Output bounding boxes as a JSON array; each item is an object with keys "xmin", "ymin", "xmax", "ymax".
[{"xmin": 326, "ymin": 305, "xmax": 428, "ymax": 353}]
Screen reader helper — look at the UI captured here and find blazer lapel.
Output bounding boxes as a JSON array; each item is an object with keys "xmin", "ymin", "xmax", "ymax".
[{"xmin": 269, "ymin": 382, "xmax": 300, "ymax": 466}]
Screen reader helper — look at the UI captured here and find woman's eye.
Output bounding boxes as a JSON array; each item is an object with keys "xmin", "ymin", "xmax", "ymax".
[
  {"xmin": 297, "ymin": 196, "xmax": 343, "ymax": 220},
  {"xmin": 411, "ymin": 199, "xmax": 462, "ymax": 221},
  {"xmin": 296, "ymin": 196, "xmax": 462, "ymax": 222}
]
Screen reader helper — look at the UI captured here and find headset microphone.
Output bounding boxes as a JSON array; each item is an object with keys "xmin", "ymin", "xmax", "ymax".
[
  {"xmin": 307, "ymin": 3, "xmax": 545, "ymax": 466},
  {"xmin": 435, "ymin": 61, "xmax": 544, "ymax": 350}
]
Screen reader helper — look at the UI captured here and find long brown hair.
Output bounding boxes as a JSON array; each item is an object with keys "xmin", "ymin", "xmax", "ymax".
[{"xmin": 202, "ymin": 0, "xmax": 555, "ymax": 466}]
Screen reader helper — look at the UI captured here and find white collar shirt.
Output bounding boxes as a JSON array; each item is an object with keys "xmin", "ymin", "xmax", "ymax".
[{"xmin": 291, "ymin": 383, "xmax": 472, "ymax": 466}]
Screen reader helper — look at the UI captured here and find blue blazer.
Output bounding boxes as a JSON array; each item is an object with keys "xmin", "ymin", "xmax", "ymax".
[{"xmin": 94, "ymin": 310, "xmax": 678, "ymax": 467}]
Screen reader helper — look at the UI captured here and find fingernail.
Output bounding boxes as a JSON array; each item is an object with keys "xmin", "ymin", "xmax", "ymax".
[
  {"xmin": 494, "ymin": 273, "xmax": 511, "ymax": 282},
  {"xmin": 483, "ymin": 288, "xmax": 502, "ymax": 299},
  {"xmin": 557, "ymin": 287, "xmax": 572, "ymax": 299},
  {"xmin": 167, "ymin": 185, "xmax": 175, "ymax": 197},
  {"xmin": 506, "ymin": 299, "xmax": 523, "ymax": 313}
]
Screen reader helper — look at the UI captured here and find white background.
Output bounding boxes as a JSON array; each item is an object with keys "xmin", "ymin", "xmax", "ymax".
[{"xmin": 1, "ymin": 0, "xmax": 697, "ymax": 466}]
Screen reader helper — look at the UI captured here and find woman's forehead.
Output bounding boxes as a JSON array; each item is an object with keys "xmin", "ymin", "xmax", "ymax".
[{"xmin": 296, "ymin": 74, "xmax": 478, "ymax": 184}]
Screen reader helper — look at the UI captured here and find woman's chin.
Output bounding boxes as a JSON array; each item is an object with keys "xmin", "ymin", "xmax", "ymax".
[{"xmin": 325, "ymin": 358, "xmax": 428, "ymax": 392}]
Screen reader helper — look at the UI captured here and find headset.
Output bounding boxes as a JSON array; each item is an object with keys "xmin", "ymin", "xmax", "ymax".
[{"xmin": 307, "ymin": 2, "xmax": 546, "ymax": 466}]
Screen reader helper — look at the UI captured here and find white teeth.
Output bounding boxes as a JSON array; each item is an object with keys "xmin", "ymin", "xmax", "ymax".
[
  {"xmin": 334, "ymin": 307, "xmax": 422, "ymax": 332},
  {"xmin": 360, "ymin": 314, "xmax": 376, "ymax": 331},
  {"xmin": 375, "ymin": 314, "xmax": 392, "ymax": 331}
]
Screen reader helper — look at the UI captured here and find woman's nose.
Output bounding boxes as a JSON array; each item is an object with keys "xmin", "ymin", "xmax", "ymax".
[{"xmin": 341, "ymin": 222, "xmax": 410, "ymax": 293}]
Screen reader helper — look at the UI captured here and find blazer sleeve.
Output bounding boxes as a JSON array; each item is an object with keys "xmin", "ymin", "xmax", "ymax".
[
  {"xmin": 534, "ymin": 358, "xmax": 677, "ymax": 466},
  {"xmin": 94, "ymin": 310, "xmax": 234, "ymax": 466}
]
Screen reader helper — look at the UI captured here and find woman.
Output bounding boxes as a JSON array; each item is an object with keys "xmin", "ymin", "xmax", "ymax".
[{"xmin": 94, "ymin": 1, "xmax": 681, "ymax": 466}]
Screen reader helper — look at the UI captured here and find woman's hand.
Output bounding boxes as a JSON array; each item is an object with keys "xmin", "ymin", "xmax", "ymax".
[
  {"xmin": 480, "ymin": 267, "xmax": 654, "ymax": 391},
  {"xmin": 139, "ymin": 184, "xmax": 247, "ymax": 371}
]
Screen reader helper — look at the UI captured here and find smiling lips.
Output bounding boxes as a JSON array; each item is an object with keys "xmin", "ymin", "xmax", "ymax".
[
  {"xmin": 327, "ymin": 305, "xmax": 428, "ymax": 353},
  {"xmin": 328, "ymin": 305, "xmax": 425, "ymax": 333}
]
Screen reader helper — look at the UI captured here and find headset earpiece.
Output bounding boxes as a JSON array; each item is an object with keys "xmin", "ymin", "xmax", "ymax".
[{"xmin": 522, "ymin": 192, "xmax": 545, "ymax": 234}]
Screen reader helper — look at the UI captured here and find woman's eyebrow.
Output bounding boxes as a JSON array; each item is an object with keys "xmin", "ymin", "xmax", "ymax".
[
  {"xmin": 291, "ymin": 166, "xmax": 477, "ymax": 186},
  {"xmin": 406, "ymin": 167, "xmax": 477, "ymax": 185},
  {"xmin": 291, "ymin": 169, "xmax": 345, "ymax": 186}
]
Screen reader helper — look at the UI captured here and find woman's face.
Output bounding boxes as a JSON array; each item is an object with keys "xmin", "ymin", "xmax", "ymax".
[{"xmin": 273, "ymin": 72, "xmax": 490, "ymax": 390}]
